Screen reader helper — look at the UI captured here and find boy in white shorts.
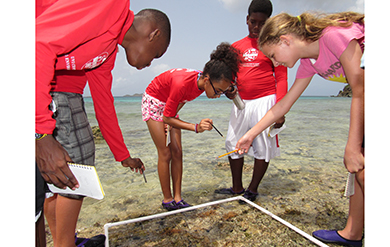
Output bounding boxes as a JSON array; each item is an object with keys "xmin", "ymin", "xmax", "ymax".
[{"xmin": 215, "ymin": 0, "xmax": 287, "ymax": 202}]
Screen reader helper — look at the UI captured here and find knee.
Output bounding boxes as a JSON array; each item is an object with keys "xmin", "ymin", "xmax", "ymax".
[
  {"xmin": 158, "ymin": 148, "xmax": 172, "ymax": 162},
  {"xmin": 170, "ymin": 145, "xmax": 183, "ymax": 161}
]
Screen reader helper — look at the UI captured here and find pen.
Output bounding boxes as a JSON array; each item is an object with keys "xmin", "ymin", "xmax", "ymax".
[{"xmin": 211, "ymin": 123, "xmax": 224, "ymax": 137}]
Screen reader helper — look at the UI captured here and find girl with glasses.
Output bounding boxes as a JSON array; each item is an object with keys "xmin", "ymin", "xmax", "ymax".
[{"xmin": 141, "ymin": 42, "xmax": 240, "ymax": 210}]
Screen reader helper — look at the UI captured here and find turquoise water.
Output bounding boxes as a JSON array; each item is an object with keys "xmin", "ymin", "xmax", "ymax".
[{"xmin": 77, "ymin": 96, "xmax": 352, "ymax": 232}]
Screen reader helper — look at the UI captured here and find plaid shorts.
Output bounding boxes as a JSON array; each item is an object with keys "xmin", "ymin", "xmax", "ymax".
[{"xmin": 50, "ymin": 92, "xmax": 95, "ymax": 199}]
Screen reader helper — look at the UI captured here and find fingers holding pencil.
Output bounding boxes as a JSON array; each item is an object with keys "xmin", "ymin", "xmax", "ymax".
[
  {"xmin": 195, "ymin": 118, "xmax": 212, "ymax": 133},
  {"xmin": 197, "ymin": 119, "xmax": 224, "ymax": 137}
]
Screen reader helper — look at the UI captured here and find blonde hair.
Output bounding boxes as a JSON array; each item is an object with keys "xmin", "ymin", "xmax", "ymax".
[{"xmin": 258, "ymin": 11, "xmax": 364, "ymax": 47}]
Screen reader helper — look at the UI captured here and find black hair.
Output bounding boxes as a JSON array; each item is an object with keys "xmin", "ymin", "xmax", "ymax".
[
  {"xmin": 202, "ymin": 42, "xmax": 240, "ymax": 83},
  {"xmin": 248, "ymin": 0, "xmax": 273, "ymax": 18},
  {"xmin": 136, "ymin": 9, "xmax": 171, "ymax": 45}
]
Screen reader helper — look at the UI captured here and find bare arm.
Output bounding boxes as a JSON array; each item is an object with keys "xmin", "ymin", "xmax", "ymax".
[
  {"xmin": 163, "ymin": 103, "xmax": 213, "ymax": 133},
  {"xmin": 237, "ymin": 76, "xmax": 313, "ymax": 154},
  {"xmin": 340, "ymin": 40, "xmax": 364, "ymax": 173},
  {"xmin": 163, "ymin": 115, "xmax": 213, "ymax": 133}
]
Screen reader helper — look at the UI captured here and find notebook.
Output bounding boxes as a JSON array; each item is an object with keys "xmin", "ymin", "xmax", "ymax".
[
  {"xmin": 344, "ymin": 172, "xmax": 355, "ymax": 197},
  {"xmin": 268, "ymin": 124, "xmax": 286, "ymax": 138},
  {"xmin": 47, "ymin": 163, "xmax": 105, "ymax": 200}
]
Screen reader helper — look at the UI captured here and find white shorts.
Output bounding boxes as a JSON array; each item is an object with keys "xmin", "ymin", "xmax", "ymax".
[{"xmin": 225, "ymin": 94, "xmax": 280, "ymax": 162}]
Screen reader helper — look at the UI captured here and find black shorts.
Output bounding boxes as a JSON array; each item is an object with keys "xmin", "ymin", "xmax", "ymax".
[{"xmin": 36, "ymin": 163, "xmax": 47, "ymax": 222}]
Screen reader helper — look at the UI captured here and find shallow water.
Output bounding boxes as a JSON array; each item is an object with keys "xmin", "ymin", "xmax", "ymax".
[{"xmin": 51, "ymin": 96, "xmax": 354, "ymax": 246}]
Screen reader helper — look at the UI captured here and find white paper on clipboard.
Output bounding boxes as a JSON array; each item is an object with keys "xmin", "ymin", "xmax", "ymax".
[
  {"xmin": 268, "ymin": 124, "xmax": 286, "ymax": 138},
  {"xmin": 47, "ymin": 163, "xmax": 105, "ymax": 200},
  {"xmin": 166, "ymin": 128, "xmax": 171, "ymax": 146}
]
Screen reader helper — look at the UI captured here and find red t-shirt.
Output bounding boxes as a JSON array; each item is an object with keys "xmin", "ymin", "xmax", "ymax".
[
  {"xmin": 145, "ymin": 69, "xmax": 204, "ymax": 117},
  {"xmin": 36, "ymin": 0, "xmax": 133, "ymax": 138},
  {"xmin": 232, "ymin": 36, "xmax": 287, "ymax": 102},
  {"xmin": 51, "ymin": 71, "xmax": 129, "ymax": 161}
]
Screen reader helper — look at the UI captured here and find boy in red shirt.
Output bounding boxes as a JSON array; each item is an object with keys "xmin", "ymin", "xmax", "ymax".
[
  {"xmin": 35, "ymin": 1, "xmax": 171, "ymax": 246},
  {"xmin": 215, "ymin": 0, "xmax": 287, "ymax": 202}
]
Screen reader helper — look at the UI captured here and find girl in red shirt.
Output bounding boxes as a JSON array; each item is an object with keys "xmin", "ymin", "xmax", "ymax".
[{"xmin": 142, "ymin": 43, "xmax": 240, "ymax": 210}]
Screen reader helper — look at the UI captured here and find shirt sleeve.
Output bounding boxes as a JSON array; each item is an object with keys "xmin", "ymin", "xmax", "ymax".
[
  {"xmin": 274, "ymin": 65, "xmax": 288, "ymax": 102},
  {"xmin": 164, "ymin": 93, "xmax": 183, "ymax": 118},
  {"xmin": 86, "ymin": 52, "xmax": 130, "ymax": 162},
  {"xmin": 296, "ymin": 59, "xmax": 316, "ymax": 79},
  {"xmin": 322, "ymin": 24, "xmax": 364, "ymax": 59},
  {"xmin": 35, "ymin": 0, "xmax": 128, "ymax": 134}
]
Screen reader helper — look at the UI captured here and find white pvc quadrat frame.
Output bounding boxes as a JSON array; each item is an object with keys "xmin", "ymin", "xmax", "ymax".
[{"xmin": 104, "ymin": 196, "xmax": 329, "ymax": 247}]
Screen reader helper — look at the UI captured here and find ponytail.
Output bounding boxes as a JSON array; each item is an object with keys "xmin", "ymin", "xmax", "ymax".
[
  {"xmin": 203, "ymin": 42, "xmax": 240, "ymax": 83},
  {"xmin": 258, "ymin": 11, "xmax": 364, "ymax": 47}
]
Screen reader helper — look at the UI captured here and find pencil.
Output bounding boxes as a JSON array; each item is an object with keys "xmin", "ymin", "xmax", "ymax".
[
  {"xmin": 211, "ymin": 123, "xmax": 224, "ymax": 137},
  {"xmin": 217, "ymin": 149, "xmax": 238, "ymax": 159}
]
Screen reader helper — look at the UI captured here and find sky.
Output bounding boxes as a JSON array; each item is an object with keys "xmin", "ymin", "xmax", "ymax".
[
  {"xmin": 3, "ymin": 1, "xmax": 390, "ymax": 243},
  {"xmin": 83, "ymin": 0, "xmax": 364, "ymax": 97}
]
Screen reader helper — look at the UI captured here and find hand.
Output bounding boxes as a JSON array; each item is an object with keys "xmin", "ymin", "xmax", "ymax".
[
  {"xmin": 36, "ymin": 134, "xmax": 78, "ymax": 190},
  {"xmin": 273, "ymin": 115, "xmax": 286, "ymax": 128},
  {"xmin": 224, "ymin": 85, "xmax": 237, "ymax": 100},
  {"xmin": 121, "ymin": 157, "xmax": 145, "ymax": 174},
  {"xmin": 236, "ymin": 133, "xmax": 254, "ymax": 155},
  {"xmin": 344, "ymin": 146, "xmax": 364, "ymax": 173},
  {"xmin": 197, "ymin": 118, "xmax": 213, "ymax": 133}
]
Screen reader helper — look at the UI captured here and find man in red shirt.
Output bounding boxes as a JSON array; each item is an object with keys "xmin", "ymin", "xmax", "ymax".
[
  {"xmin": 35, "ymin": 1, "xmax": 171, "ymax": 246},
  {"xmin": 215, "ymin": 0, "xmax": 287, "ymax": 202}
]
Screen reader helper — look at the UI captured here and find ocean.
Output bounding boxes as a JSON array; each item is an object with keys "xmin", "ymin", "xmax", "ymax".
[{"xmin": 72, "ymin": 96, "xmax": 352, "ymax": 246}]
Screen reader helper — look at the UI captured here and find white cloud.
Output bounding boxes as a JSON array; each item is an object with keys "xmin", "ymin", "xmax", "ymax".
[
  {"xmin": 273, "ymin": 0, "xmax": 364, "ymax": 15},
  {"xmin": 217, "ymin": 0, "xmax": 251, "ymax": 13},
  {"xmin": 348, "ymin": 0, "xmax": 364, "ymax": 13},
  {"xmin": 151, "ymin": 63, "xmax": 171, "ymax": 76}
]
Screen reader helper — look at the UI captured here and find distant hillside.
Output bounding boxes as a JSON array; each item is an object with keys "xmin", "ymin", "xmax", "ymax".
[{"xmin": 123, "ymin": 93, "xmax": 143, "ymax": 97}]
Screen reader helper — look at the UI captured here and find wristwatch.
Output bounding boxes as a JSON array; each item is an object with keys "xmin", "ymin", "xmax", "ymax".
[{"xmin": 35, "ymin": 133, "xmax": 48, "ymax": 140}]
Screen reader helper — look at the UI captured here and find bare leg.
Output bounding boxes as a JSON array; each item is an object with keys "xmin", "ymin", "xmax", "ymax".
[
  {"xmin": 169, "ymin": 127, "xmax": 183, "ymax": 202},
  {"xmin": 247, "ymin": 159, "xmax": 269, "ymax": 193},
  {"xmin": 146, "ymin": 119, "xmax": 173, "ymax": 203},
  {"xmin": 338, "ymin": 168, "xmax": 364, "ymax": 240},
  {"xmin": 44, "ymin": 194, "xmax": 83, "ymax": 247},
  {"xmin": 44, "ymin": 194, "xmax": 58, "ymax": 243}
]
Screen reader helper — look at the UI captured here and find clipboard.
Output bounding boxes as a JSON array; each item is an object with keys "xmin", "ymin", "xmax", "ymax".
[{"xmin": 47, "ymin": 163, "xmax": 105, "ymax": 200}]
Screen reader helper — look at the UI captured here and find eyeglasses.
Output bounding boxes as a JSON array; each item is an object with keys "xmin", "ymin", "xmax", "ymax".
[{"xmin": 209, "ymin": 78, "xmax": 230, "ymax": 95}]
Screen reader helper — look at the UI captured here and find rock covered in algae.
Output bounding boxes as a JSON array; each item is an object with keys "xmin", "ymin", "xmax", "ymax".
[{"xmin": 91, "ymin": 125, "xmax": 104, "ymax": 141}]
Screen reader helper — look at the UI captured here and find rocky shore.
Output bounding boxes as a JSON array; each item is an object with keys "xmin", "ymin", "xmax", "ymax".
[
  {"xmin": 333, "ymin": 85, "xmax": 352, "ymax": 97},
  {"xmin": 45, "ymin": 160, "xmax": 355, "ymax": 246}
]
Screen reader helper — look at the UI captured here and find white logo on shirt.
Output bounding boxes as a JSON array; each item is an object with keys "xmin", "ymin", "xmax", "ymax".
[
  {"xmin": 65, "ymin": 55, "xmax": 76, "ymax": 70},
  {"xmin": 81, "ymin": 52, "xmax": 109, "ymax": 70},
  {"xmin": 243, "ymin": 48, "xmax": 258, "ymax": 62}
]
